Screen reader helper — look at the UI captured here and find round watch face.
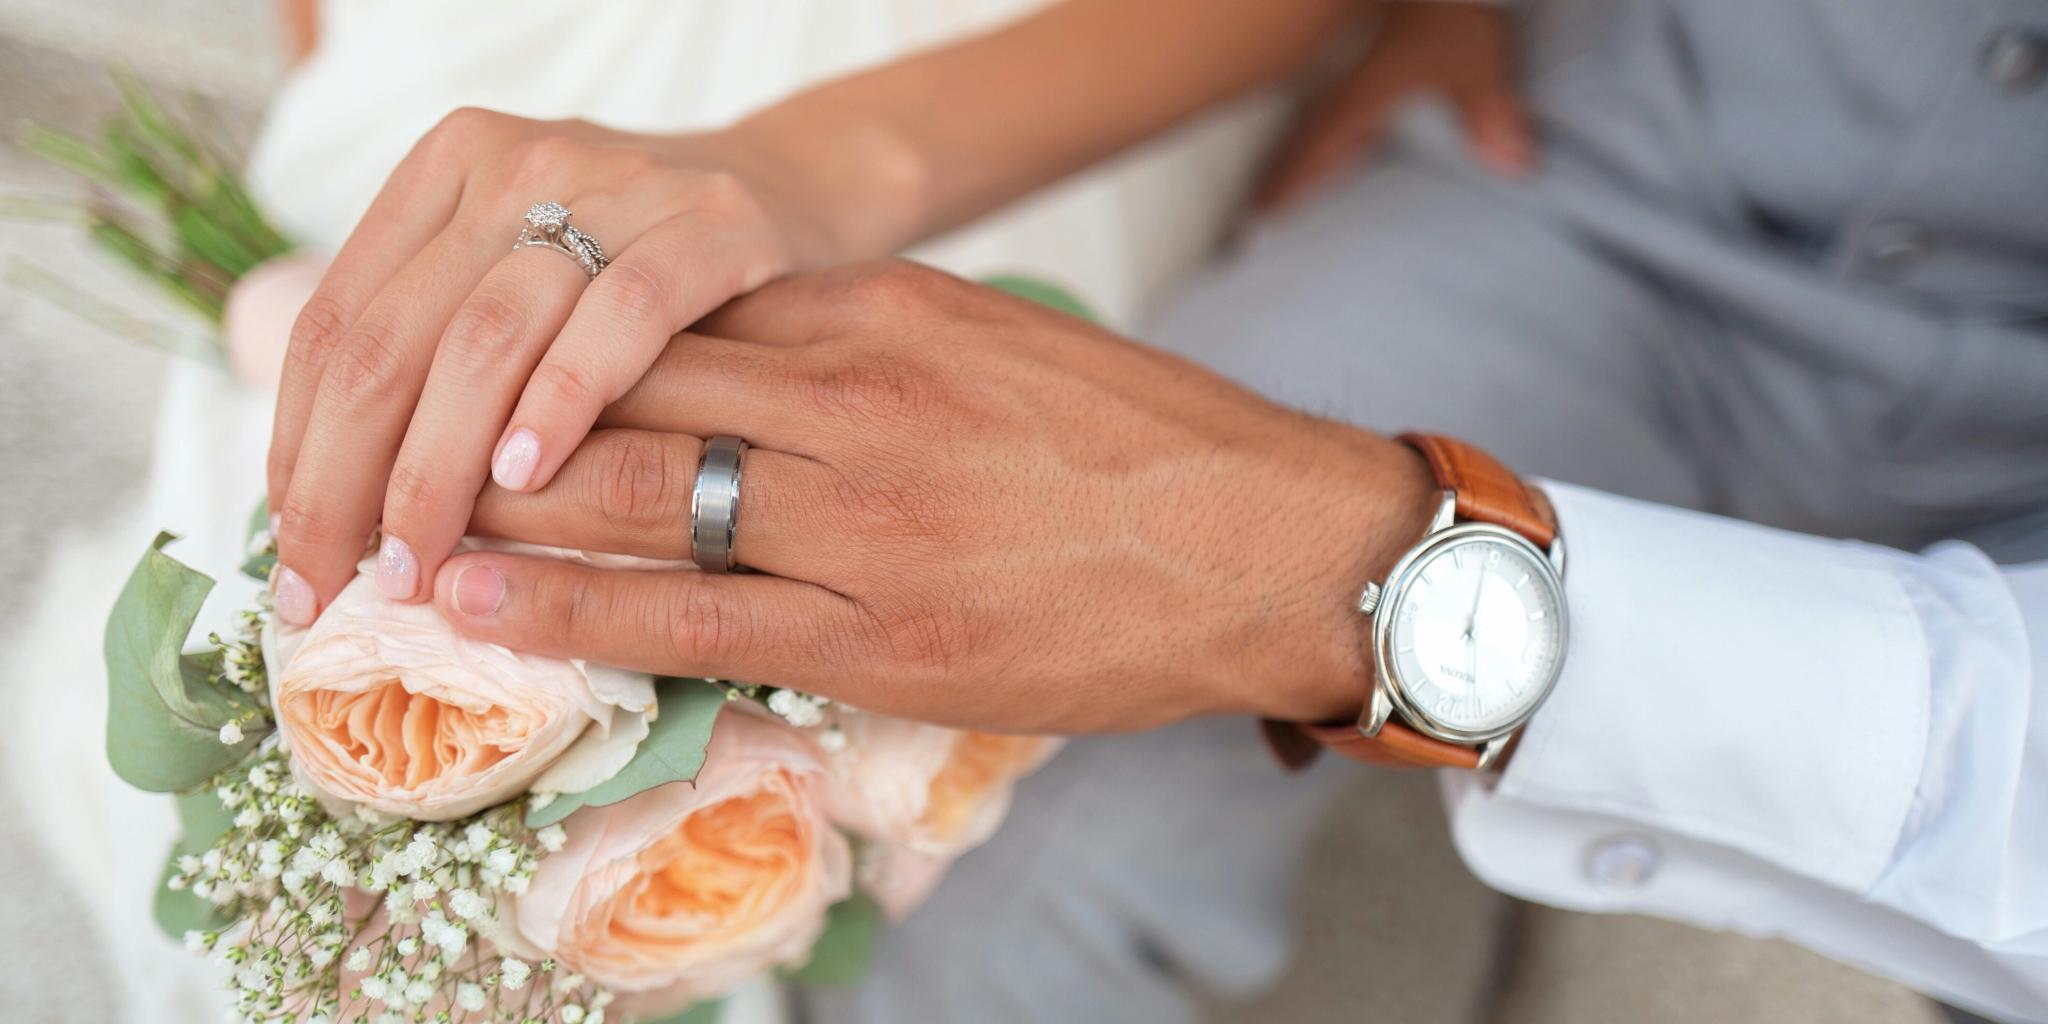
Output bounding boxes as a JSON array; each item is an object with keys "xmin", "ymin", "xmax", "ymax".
[{"xmin": 1377, "ymin": 525, "xmax": 1567, "ymax": 740}]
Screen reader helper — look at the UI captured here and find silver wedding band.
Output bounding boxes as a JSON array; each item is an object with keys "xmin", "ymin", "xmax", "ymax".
[
  {"xmin": 514, "ymin": 201, "xmax": 608, "ymax": 278},
  {"xmin": 691, "ymin": 435, "xmax": 749, "ymax": 573}
]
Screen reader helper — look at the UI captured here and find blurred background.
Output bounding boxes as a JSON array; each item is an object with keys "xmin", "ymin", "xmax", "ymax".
[{"xmin": 0, "ymin": 2, "xmax": 1958, "ymax": 1022}]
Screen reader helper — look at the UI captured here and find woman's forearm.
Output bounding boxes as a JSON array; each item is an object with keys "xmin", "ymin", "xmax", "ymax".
[{"xmin": 730, "ymin": 0, "xmax": 1360, "ymax": 260}]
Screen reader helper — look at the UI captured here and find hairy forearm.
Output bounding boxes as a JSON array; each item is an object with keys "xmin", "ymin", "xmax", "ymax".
[{"xmin": 730, "ymin": 0, "xmax": 1360, "ymax": 259}]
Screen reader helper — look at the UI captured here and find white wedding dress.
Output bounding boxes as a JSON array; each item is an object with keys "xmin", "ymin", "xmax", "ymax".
[{"xmin": 0, "ymin": 2, "xmax": 1276, "ymax": 1020}]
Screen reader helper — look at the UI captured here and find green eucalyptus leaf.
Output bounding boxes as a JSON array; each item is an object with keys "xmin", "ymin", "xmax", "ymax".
[
  {"xmin": 640, "ymin": 999, "xmax": 724, "ymax": 1024},
  {"xmin": 982, "ymin": 274, "xmax": 1099, "ymax": 323},
  {"xmin": 784, "ymin": 893, "xmax": 883, "ymax": 986},
  {"xmin": 240, "ymin": 497, "xmax": 274, "ymax": 582},
  {"xmin": 152, "ymin": 788, "xmax": 235, "ymax": 939},
  {"xmin": 105, "ymin": 533, "xmax": 264, "ymax": 791},
  {"xmin": 526, "ymin": 677, "xmax": 726, "ymax": 828}
]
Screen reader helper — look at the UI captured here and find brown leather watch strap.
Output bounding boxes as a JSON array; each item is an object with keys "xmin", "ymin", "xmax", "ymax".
[
  {"xmin": 1264, "ymin": 434, "xmax": 1555, "ymax": 772},
  {"xmin": 1398, "ymin": 432, "xmax": 1556, "ymax": 548}
]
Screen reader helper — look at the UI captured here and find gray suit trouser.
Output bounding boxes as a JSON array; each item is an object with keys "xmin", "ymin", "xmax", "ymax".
[{"xmin": 799, "ymin": 1, "xmax": 2048, "ymax": 1020}]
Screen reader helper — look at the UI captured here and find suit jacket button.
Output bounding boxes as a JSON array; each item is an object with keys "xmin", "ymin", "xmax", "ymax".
[
  {"xmin": 1862, "ymin": 219, "xmax": 1935, "ymax": 277},
  {"xmin": 1985, "ymin": 29, "xmax": 2046, "ymax": 92}
]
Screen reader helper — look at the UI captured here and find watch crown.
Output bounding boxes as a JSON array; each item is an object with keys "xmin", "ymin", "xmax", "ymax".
[{"xmin": 1357, "ymin": 582, "xmax": 1382, "ymax": 615}]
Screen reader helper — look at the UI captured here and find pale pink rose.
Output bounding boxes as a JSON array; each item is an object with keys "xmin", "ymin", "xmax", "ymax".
[
  {"xmin": 221, "ymin": 252, "xmax": 327, "ymax": 391},
  {"xmin": 509, "ymin": 710, "xmax": 851, "ymax": 1013},
  {"xmin": 819, "ymin": 711, "xmax": 1058, "ymax": 917},
  {"xmin": 265, "ymin": 563, "xmax": 655, "ymax": 822}
]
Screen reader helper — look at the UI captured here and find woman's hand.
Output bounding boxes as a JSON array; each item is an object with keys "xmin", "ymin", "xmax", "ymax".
[
  {"xmin": 267, "ymin": 111, "xmax": 861, "ymax": 624},
  {"xmin": 428, "ymin": 261, "xmax": 1438, "ymax": 735},
  {"xmin": 1256, "ymin": 1, "xmax": 1533, "ymax": 211}
]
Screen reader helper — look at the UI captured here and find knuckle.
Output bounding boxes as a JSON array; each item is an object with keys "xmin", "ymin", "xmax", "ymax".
[
  {"xmin": 802, "ymin": 350, "xmax": 940, "ymax": 424},
  {"xmin": 661, "ymin": 582, "xmax": 752, "ymax": 668},
  {"xmin": 528, "ymin": 358, "xmax": 607, "ymax": 414},
  {"xmin": 590, "ymin": 261, "xmax": 669, "ymax": 325},
  {"xmin": 384, "ymin": 459, "xmax": 444, "ymax": 519},
  {"xmin": 275, "ymin": 493, "xmax": 346, "ymax": 552},
  {"xmin": 871, "ymin": 598, "xmax": 975, "ymax": 674},
  {"xmin": 587, "ymin": 432, "xmax": 681, "ymax": 529},
  {"xmin": 441, "ymin": 289, "xmax": 528, "ymax": 365},
  {"xmin": 433, "ymin": 106, "xmax": 502, "ymax": 141},
  {"xmin": 513, "ymin": 134, "xmax": 583, "ymax": 187},
  {"xmin": 287, "ymin": 293, "xmax": 353, "ymax": 367},
  {"xmin": 320, "ymin": 318, "xmax": 410, "ymax": 405}
]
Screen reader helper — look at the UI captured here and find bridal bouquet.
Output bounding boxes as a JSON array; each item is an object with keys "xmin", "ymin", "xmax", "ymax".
[{"xmin": 108, "ymin": 524, "xmax": 1056, "ymax": 1023}]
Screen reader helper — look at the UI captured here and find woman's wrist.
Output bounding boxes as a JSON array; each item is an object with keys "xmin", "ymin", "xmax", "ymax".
[{"xmin": 719, "ymin": 107, "xmax": 934, "ymax": 265}]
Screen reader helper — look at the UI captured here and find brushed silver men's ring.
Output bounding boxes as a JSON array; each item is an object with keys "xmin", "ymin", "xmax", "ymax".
[
  {"xmin": 514, "ymin": 201, "xmax": 608, "ymax": 278},
  {"xmin": 691, "ymin": 435, "xmax": 749, "ymax": 573}
]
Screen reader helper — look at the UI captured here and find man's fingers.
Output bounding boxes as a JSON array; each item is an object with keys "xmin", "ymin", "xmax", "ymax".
[
  {"xmin": 1454, "ymin": 87, "xmax": 1536, "ymax": 176},
  {"xmin": 468, "ymin": 429, "xmax": 835, "ymax": 581},
  {"xmin": 373, "ymin": 249, "xmax": 590, "ymax": 603},
  {"xmin": 433, "ymin": 551, "xmax": 869, "ymax": 691},
  {"xmin": 594, "ymin": 334, "xmax": 839, "ymax": 455},
  {"xmin": 490, "ymin": 209, "xmax": 784, "ymax": 498}
]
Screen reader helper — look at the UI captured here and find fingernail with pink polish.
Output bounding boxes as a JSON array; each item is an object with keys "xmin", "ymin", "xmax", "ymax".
[
  {"xmin": 268, "ymin": 512, "xmax": 281, "ymax": 539},
  {"xmin": 376, "ymin": 535, "xmax": 419, "ymax": 600},
  {"xmin": 274, "ymin": 566, "xmax": 317, "ymax": 625},
  {"xmin": 492, "ymin": 428, "xmax": 541, "ymax": 491},
  {"xmin": 454, "ymin": 566, "xmax": 506, "ymax": 617}
]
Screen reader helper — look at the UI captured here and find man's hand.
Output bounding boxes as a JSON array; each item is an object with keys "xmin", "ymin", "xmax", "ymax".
[
  {"xmin": 1257, "ymin": 1, "xmax": 1534, "ymax": 211},
  {"xmin": 429, "ymin": 261, "xmax": 1438, "ymax": 735}
]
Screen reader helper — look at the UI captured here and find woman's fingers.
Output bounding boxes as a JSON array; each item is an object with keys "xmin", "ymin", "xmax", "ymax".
[
  {"xmin": 1452, "ymin": 86, "xmax": 1535, "ymax": 176},
  {"xmin": 432, "ymin": 550, "xmax": 869, "ymax": 693},
  {"xmin": 468, "ymin": 429, "xmax": 830, "ymax": 580},
  {"xmin": 372, "ymin": 249, "xmax": 591, "ymax": 602},
  {"xmin": 489, "ymin": 207, "xmax": 787, "ymax": 498},
  {"xmin": 267, "ymin": 121, "xmax": 470, "ymax": 518},
  {"xmin": 271, "ymin": 219, "xmax": 508, "ymax": 623},
  {"xmin": 1253, "ymin": 71, "xmax": 1396, "ymax": 211}
]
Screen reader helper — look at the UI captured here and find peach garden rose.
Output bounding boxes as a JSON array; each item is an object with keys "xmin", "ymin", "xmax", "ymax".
[
  {"xmin": 264, "ymin": 559, "xmax": 656, "ymax": 821},
  {"xmin": 507, "ymin": 709, "xmax": 852, "ymax": 1013},
  {"xmin": 819, "ymin": 710, "xmax": 1059, "ymax": 917}
]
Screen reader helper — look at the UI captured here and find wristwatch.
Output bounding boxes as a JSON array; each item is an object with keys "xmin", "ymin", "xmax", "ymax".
[{"xmin": 1266, "ymin": 433, "xmax": 1568, "ymax": 771}]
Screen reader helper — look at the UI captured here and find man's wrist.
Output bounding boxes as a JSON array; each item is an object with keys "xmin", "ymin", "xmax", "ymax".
[{"xmin": 1252, "ymin": 429, "xmax": 1439, "ymax": 724}]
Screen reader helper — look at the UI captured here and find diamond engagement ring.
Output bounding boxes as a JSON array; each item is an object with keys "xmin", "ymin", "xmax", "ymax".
[
  {"xmin": 691, "ymin": 436, "xmax": 749, "ymax": 574},
  {"xmin": 514, "ymin": 201, "xmax": 608, "ymax": 278}
]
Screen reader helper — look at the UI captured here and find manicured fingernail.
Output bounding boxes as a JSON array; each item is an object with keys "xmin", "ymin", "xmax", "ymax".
[
  {"xmin": 376, "ymin": 534, "xmax": 418, "ymax": 600},
  {"xmin": 268, "ymin": 512, "xmax": 281, "ymax": 538},
  {"xmin": 274, "ymin": 566, "xmax": 317, "ymax": 625},
  {"xmin": 492, "ymin": 428, "xmax": 540, "ymax": 491},
  {"xmin": 453, "ymin": 566, "xmax": 506, "ymax": 616}
]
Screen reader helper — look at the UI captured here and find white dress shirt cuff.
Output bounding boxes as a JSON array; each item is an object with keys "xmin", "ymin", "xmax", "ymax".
[{"xmin": 1445, "ymin": 483, "xmax": 1927, "ymax": 895}]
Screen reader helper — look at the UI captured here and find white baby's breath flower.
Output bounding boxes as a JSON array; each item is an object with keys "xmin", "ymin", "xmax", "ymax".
[
  {"xmin": 535, "ymin": 824, "xmax": 568, "ymax": 853},
  {"xmin": 218, "ymin": 721, "xmax": 244, "ymax": 745},
  {"xmin": 448, "ymin": 887, "xmax": 486, "ymax": 921},
  {"xmin": 485, "ymin": 847, "xmax": 518, "ymax": 876},
  {"xmin": 403, "ymin": 979, "xmax": 434, "ymax": 1006},
  {"xmin": 233, "ymin": 807, "xmax": 262, "ymax": 830},
  {"xmin": 320, "ymin": 858, "xmax": 352, "ymax": 888},
  {"xmin": 561, "ymin": 1005, "xmax": 586, "ymax": 1024},
  {"xmin": 456, "ymin": 982, "xmax": 486, "ymax": 1012},
  {"xmin": 499, "ymin": 957, "xmax": 531, "ymax": 991},
  {"xmin": 766, "ymin": 688, "xmax": 826, "ymax": 727},
  {"xmin": 344, "ymin": 946, "xmax": 372, "ymax": 973}
]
